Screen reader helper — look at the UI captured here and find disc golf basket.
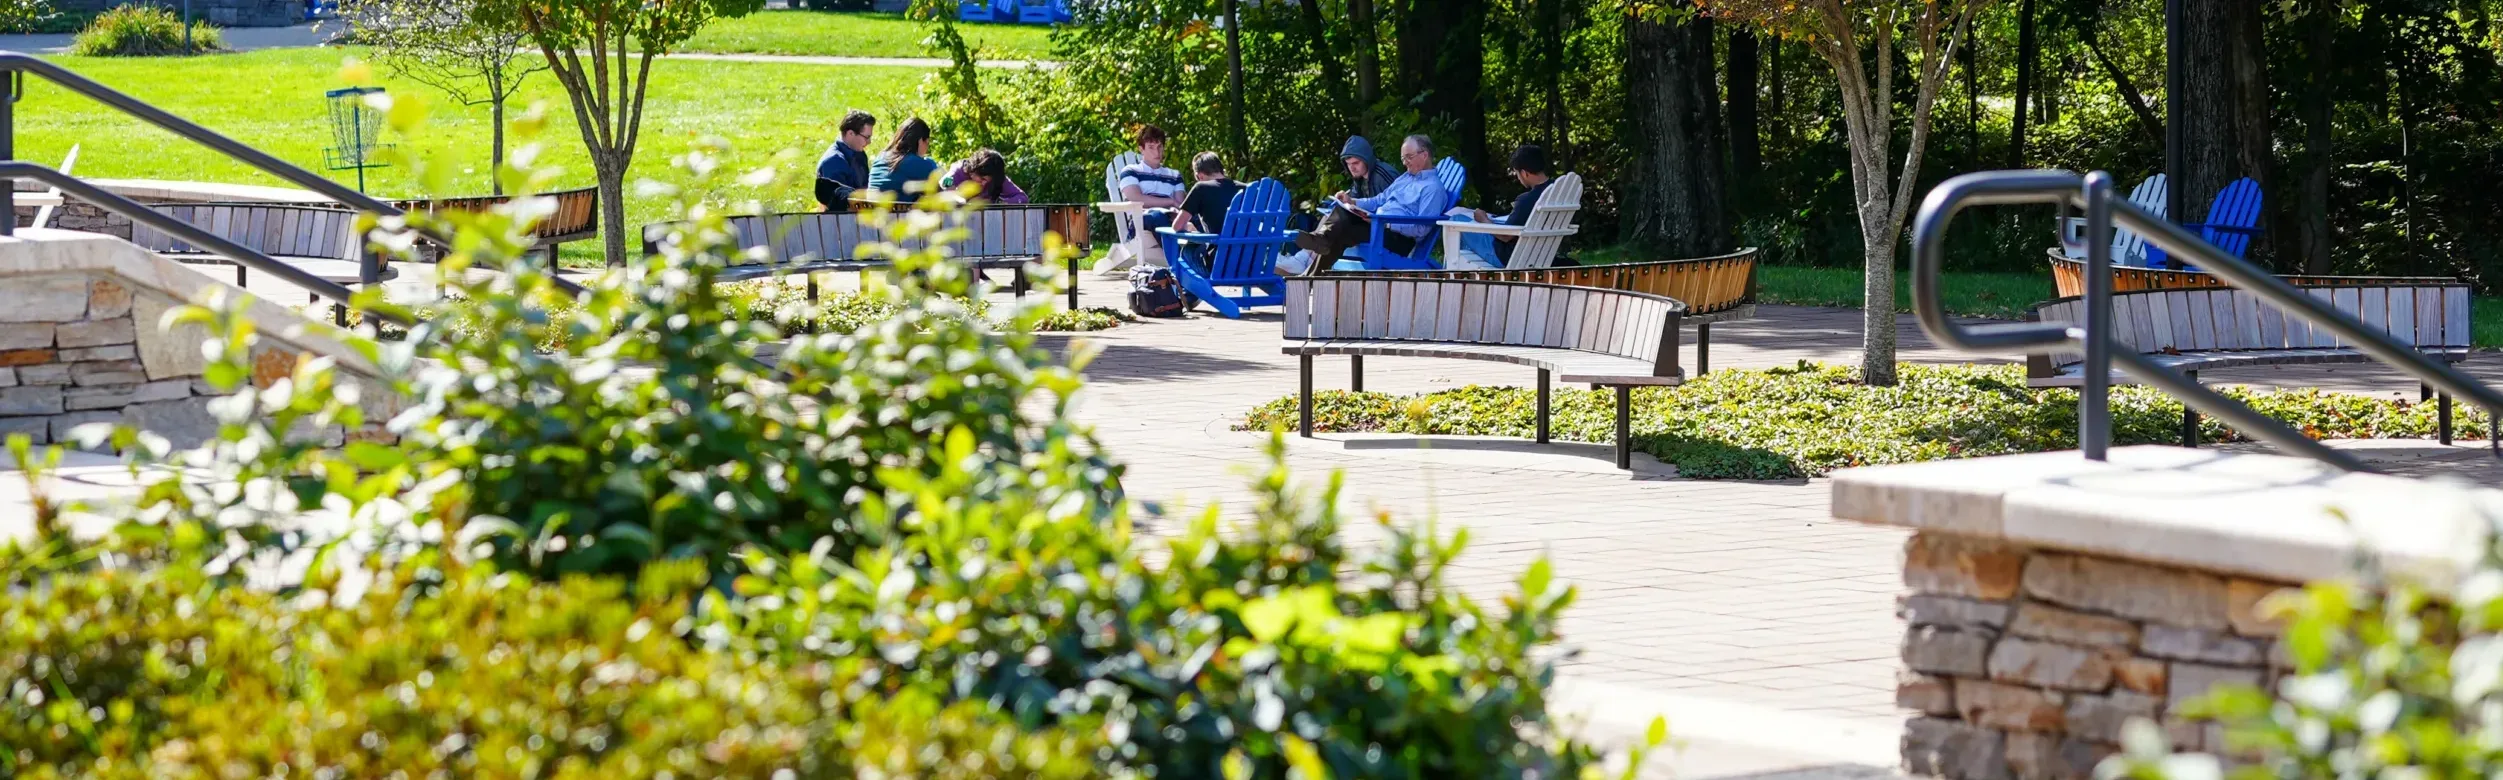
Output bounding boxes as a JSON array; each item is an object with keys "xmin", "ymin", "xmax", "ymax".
[{"xmin": 323, "ymin": 86, "xmax": 391, "ymax": 193}]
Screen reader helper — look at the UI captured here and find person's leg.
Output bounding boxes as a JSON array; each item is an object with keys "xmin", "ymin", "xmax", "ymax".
[
  {"xmin": 1381, "ymin": 230, "xmax": 1417, "ymax": 258},
  {"xmin": 1296, "ymin": 209, "xmax": 1371, "ymax": 264}
]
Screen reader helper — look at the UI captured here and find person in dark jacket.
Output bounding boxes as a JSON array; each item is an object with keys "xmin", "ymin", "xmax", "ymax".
[
  {"xmin": 813, "ymin": 110, "xmax": 875, "ymax": 211},
  {"xmin": 1338, "ymin": 136, "xmax": 1400, "ymax": 199}
]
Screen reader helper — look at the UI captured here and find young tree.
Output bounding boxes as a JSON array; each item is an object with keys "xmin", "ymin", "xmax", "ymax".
[
  {"xmin": 1703, "ymin": 0, "xmax": 1979, "ymax": 386},
  {"xmin": 475, "ymin": 0, "xmax": 763, "ymax": 265},
  {"xmin": 341, "ymin": 0, "xmax": 546, "ymax": 195}
]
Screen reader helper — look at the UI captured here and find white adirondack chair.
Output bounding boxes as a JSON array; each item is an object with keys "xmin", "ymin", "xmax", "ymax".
[
  {"xmin": 1437, "ymin": 172, "xmax": 1583, "ymax": 270},
  {"xmin": 1090, "ymin": 151, "xmax": 1164, "ymax": 275},
  {"xmin": 24, "ymin": 144, "xmax": 77, "ymax": 229},
  {"xmin": 2059, "ymin": 173, "xmax": 2166, "ymax": 266}
]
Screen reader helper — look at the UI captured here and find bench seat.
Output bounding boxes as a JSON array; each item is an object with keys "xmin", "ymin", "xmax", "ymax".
[
  {"xmin": 712, "ymin": 255, "xmax": 1034, "ymax": 283},
  {"xmin": 1356, "ymin": 247, "xmax": 1759, "ymax": 374},
  {"xmin": 164, "ymin": 254, "xmax": 397, "ymax": 285},
  {"xmin": 1280, "ymin": 339, "xmax": 1684, "ymax": 386},
  {"xmin": 1282, "ymin": 277, "xmax": 1690, "ymax": 469}
]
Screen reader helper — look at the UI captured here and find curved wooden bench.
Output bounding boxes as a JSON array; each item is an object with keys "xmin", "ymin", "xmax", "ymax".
[
  {"xmin": 392, "ymin": 185, "xmax": 599, "ymax": 255},
  {"xmin": 1282, "ymin": 277, "xmax": 1687, "ymax": 469},
  {"xmin": 127, "ymin": 203, "xmax": 396, "ymax": 325},
  {"xmin": 2046, "ymin": 250, "xmax": 2457, "ymax": 298},
  {"xmin": 1354, "ymin": 247, "xmax": 1756, "ymax": 373},
  {"xmin": 642, "ymin": 205, "xmax": 1070, "ymax": 300},
  {"xmin": 2029, "ymin": 280, "xmax": 2475, "ymax": 444}
]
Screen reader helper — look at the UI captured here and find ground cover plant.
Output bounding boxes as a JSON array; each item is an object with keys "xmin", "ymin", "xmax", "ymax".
[
  {"xmin": 67, "ymin": 5, "xmax": 224, "ymax": 56},
  {"xmin": 681, "ymin": 9, "xmax": 1055, "ymax": 59},
  {"xmin": 1242, "ymin": 362, "xmax": 2493, "ymax": 479},
  {"xmin": 0, "ymin": 133, "xmax": 1655, "ymax": 777}
]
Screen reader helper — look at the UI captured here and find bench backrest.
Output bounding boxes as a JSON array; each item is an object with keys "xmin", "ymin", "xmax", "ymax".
[
  {"xmin": 1506, "ymin": 172, "xmax": 1584, "ymax": 270},
  {"xmin": 1205, "ymin": 178, "xmax": 1293, "ymax": 280},
  {"xmin": 646, "ymin": 205, "xmax": 1055, "ymax": 266},
  {"xmin": 1359, "ymin": 248, "xmax": 1757, "ymax": 316},
  {"xmin": 130, "ymin": 203, "xmax": 362, "ymax": 260},
  {"xmin": 1283, "ymin": 277, "xmax": 1685, "ymax": 377},
  {"xmin": 392, "ymin": 186, "xmax": 600, "ymax": 242},
  {"xmin": 2032, "ymin": 283, "xmax": 2472, "ymax": 372},
  {"xmin": 2045, "ymin": 251, "xmax": 2461, "ymax": 298}
]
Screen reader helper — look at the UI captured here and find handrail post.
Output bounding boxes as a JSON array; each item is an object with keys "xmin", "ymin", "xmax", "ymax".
[
  {"xmin": 2, "ymin": 71, "xmax": 15, "ymax": 237},
  {"xmin": 2080, "ymin": 172, "xmax": 2114, "ymax": 460}
]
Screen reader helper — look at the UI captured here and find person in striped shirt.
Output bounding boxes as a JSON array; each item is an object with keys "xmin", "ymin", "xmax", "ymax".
[{"xmin": 1117, "ymin": 125, "xmax": 1188, "ymax": 238}]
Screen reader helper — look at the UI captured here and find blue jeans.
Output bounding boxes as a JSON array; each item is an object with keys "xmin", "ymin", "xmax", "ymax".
[{"xmin": 1442, "ymin": 213, "xmax": 1504, "ymax": 269}]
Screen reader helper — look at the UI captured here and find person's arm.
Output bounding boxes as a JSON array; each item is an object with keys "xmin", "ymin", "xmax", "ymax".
[{"xmin": 999, "ymin": 176, "xmax": 1029, "ymax": 204}]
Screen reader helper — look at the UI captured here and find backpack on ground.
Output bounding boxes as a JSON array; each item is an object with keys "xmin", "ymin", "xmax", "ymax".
[{"xmin": 1126, "ymin": 266, "xmax": 1197, "ymax": 318}]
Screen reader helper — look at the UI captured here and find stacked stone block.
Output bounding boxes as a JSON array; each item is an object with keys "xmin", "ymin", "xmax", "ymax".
[
  {"xmin": 0, "ymin": 271, "xmax": 394, "ymax": 448},
  {"xmin": 1896, "ymin": 533, "xmax": 2289, "ymax": 780}
]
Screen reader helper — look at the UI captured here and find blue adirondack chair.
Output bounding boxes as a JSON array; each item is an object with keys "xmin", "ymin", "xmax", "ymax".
[
  {"xmin": 2147, "ymin": 177, "xmax": 2261, "ymax": 270},
  {"xmin": 1333, "ymin": 156, "xmax": 1467, "ymax": 272},
  {"xmin": 1048, "ymin": 0, "xmax": 1074, "ymax": 22},
  {"xmin": 958, "ymin": 0, "xmax": 992, "ymax": 21},
  {"xmin": 1155, "ymin": 178, "xmax": 1294, "ymax": 318},
  {"xmin": 1017, "ymin": 0, "xmax": 1054, "ymax": 23}
]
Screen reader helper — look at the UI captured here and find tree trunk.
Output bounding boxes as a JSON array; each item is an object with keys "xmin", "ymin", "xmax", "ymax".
[
  {"xmin": 1351, "ymin": 0, "xmax": 1379, "ymax": 133},
  {"xmin": 1394, "ymin": 0, "xmax": 1447, "ymax": 101},
  {"xmin": 2298, "ymin": 0, "xmax": 2333, "ymax": 274},
  {"xmin": 2177, "ymin": 0, "xmax": 2273, "ymax": 264},
  {"xmin": 1619, "ymin": 11, "xmax": 1729, "ymax": 258},
  {"xmin": 1224, "ymin": 0, "xmax": 1246, "ymax": 161},
  {"xmin": 1295, "ymin": 0, "xmax": 1351, "ymax": 134},
  {"xmin": 490, "ymin": 98, "xmax": 508, "ymax": 196},
  {"xmin": 1537, "ymin": 0, "xmax": 1567, "ymax": 154},
  {"xmin": 2008, "ymin": 0, "xmax": 2036, "ymax": 167},
  {"xmin": 1960, "ymin": 15, "xmax": 1977, "ymax": 156},
  {"xmin": 1768, "ymin": 39, "xmax": 1784, "ymax": 118},
  {"xmin": 1728, "ymin": 29, "xmax": 1761, "ymax": 178},
  {"xmin": 595, "ymin": 153, "xmax": 627, "ymax": 267},
  {"xmin": 1448, "ymin": 0, "xmax": 1490, "ymax": 196}
]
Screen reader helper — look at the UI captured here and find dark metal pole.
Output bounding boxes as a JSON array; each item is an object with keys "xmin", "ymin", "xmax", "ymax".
[
  {"xmin": 1, "ymin": 72, "xmax": 13, "ymax": 237},
  {"xmin": 2080, "ymin": 172, "xmax": 2114, "ymax": 460},
  {"xmin": 1299, "ymin": 354, "xmax": 1314, "ymax": 437},
  {"xmin": 1536, "ymin": 369, "xmax": 1550, "ymax": 444},
  {"xmin": 2163, "ymin": 0, "xmax": 2184, "ymax": 235}
]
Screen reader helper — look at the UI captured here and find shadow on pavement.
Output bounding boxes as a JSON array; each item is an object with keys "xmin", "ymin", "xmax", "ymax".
[{"xmin": 1040, "ymin": 338, "xmax": 1273, "ymax": 384}]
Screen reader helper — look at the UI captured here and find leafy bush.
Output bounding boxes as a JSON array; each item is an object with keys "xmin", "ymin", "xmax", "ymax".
[
  {"xmin": 1241, "ymin": 362, "xmax": 2492, "ymax": 479},
  {"xmin": 0, "ymin": 0, "xmax": 59, "ymax": 33},
  {"xmin": 69, "ymin": 5, "xmax": 225, "ymax": 56},
  {"xmin": 0, "ymin": 117, "xmax": 1651, "ymax": 777}
]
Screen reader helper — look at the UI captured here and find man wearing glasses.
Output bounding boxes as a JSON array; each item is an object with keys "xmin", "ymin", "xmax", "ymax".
[{"xmin": 1276, "ymin": 134, "xmax": 1443, "ymax": 275}]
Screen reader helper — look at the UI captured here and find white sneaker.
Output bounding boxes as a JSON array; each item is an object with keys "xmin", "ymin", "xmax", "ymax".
[{"xmin": 1274, "ymin": 250, "xmax": 1315, "ymax": 276}]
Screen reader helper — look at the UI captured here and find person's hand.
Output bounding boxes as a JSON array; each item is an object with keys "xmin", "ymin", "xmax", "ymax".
[
  {"xmin": 1333, "ymin": 191, "xmax": 1353, "ymax": 206},
  {"xmin": 1473, "ymin": 208, "xmax": 1489, "ymax": 223}
]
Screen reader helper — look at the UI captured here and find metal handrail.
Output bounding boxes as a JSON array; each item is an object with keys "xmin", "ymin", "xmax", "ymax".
[
  {"xmin": 0, "ymin": 52, "xmax": 590, "ymax": 309},
  {"xmin": 1912, "ymin": 169, "xmax": 2503, "ymax": 473}
]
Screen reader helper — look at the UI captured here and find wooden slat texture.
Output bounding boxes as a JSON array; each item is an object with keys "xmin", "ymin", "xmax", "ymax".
[{"xmin": 1283, "ymin": 279, "xmax": 1311, "ymax": 338}]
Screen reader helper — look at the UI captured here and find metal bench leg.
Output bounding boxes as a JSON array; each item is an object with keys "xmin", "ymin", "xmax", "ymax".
[
  {"xmin": 1067, "ymin": 255, "xmax": 1080, "ymax": 311},
  {"xmin": 1614, "ymin": 385, "xmax": 1632, "ymax": 469},
  {"xmin": 806, "ymin": 273, "xmax": 819, "ymax": 301},
  {"xmin": 2180, "ymin": 370, "xmax": 2199, "ymax": 448},
  {"xmin": 2440, "ymin": 391, "xmax": 2454, "ymax": 445},
  {"xmin": 1299, "ymin": 354, "xmax": 1314, "ymax": 438},
  {"xmin": 1696, "ymin": 323, "xmax": 1711, "ymax": 376},
  {"xmin": 1350, "ymin": 355, "xmax": 1364, "ymax": 393},
  {"xmin": 235, "ymin": 265, "xmax": 247, "ymax": 287},
  {"xmin": 2422, "ymin": 382, "xmax": 2434, "ymax": 402},
  {"xmin": 1536, "ymin": 369, "xmax": 1551, "ymax": 444}
]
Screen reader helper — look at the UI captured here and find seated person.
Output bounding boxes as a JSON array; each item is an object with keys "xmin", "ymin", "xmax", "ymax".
[
  {"xmin": 1117, "ymin": 124, "xmax": 1187, "ymax": 235},
  {"xmin": 813, "ymin": 110, "xmax": 875, "ymax": 211},
  {"xmin": 1447, "ymin": 144, "xmax": 1557, "ymax": 270},
  {"xmin": 1169, "ymin": 151, "xmax": 1242, "ymax": 266},
  {"xmin": 865, "ymin": 117, "xmax": 939, "ymax": 197},
  {"xmin": 939, "ymin": 148, "xmax": 1030, "ymax": 204},
  {"xmin": 1275, "ymin": 134, "xmax": 1443, "ymax": 275}
]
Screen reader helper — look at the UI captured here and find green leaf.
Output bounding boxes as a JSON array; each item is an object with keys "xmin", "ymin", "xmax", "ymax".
[
  {"xmin": 1523, "ymin": 556, "xmax": 1554, "ymax": 600},
  {"xmin": 1645, "ymin": 715, "xmax": 1668, "ymax": 747}
]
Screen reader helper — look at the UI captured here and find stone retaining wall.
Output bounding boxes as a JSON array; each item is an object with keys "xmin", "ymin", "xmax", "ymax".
[
  {"xmin": 1894, "ymin": 532, "xmax": 2291, "ymax": 779},
  {"xmin": 0, "ymin": 268, "xmax": 394, "ymax": 449},
  {"xmin": 1831, "ymin": 447, "xmax": 2498, "ymax": 780}
]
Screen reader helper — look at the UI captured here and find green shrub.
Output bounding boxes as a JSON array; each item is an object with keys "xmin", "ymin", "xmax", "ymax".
[
  {"xmin": 1242, "ymin": 362, "xmax": 2492, "ymax": 479},
  {"xmin": 0, "ymin": 0, "xmax": 58, "ymax": 33},
  {"xmin": 68, "ymin": 5, "xmax": 225, "ymax": 56},
  {"xmin": 5, "ymin": 122, "xmax": 1652, "ymax": 777}
]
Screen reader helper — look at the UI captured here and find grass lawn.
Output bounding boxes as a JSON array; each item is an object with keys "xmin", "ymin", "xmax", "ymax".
[
  {"xmin": 681, "ymin": 11, "xmax": 1056, "ymax": 60},
  {"xmin": 21, "ymin": 48, "xmax": 929, "ymax": 264}
]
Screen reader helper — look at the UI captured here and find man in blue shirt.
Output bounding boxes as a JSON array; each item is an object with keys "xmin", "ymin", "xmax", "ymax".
[
  {"xmin": 1276, "ymin": 134, "xmax": 1443, "ymax": 274},
  {"xmin": 813, "ymin": 110, "xmax": 875, "ymax": 211}
]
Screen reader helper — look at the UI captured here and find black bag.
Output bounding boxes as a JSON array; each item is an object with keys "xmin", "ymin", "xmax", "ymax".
[{"xmin": 1126, "ymin": 266, "xmax": 1197, "ymax": 318}]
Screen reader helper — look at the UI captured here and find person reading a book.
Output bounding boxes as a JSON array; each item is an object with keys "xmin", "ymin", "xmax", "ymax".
[
  {"xmin": 1444, "ymin": 144, "xmax": 1556, "ymax": 269},
  {"xmin": 1275, "ymin": 134, "xmax": 1441, "ymax": 275}
]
